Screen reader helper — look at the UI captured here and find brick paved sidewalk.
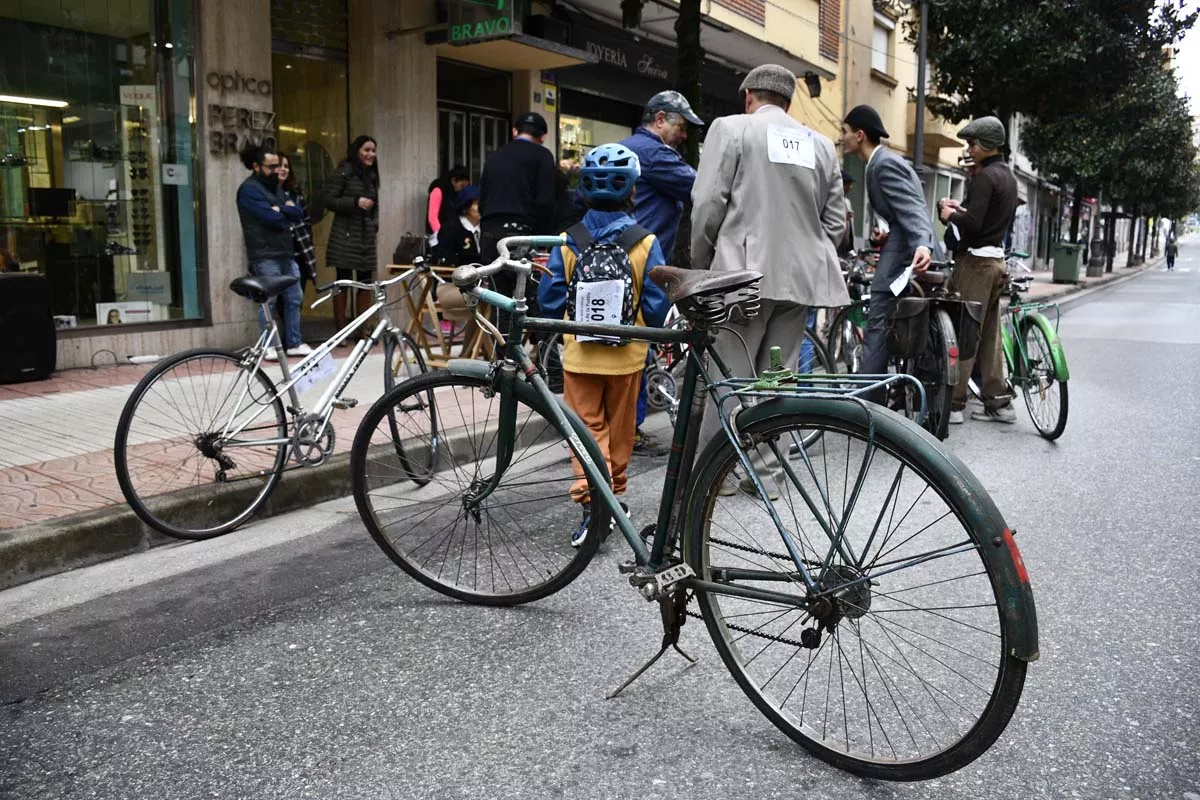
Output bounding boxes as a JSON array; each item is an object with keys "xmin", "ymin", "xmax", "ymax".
[{"xmin": 0, "ymin": 354, "xmax": 388, "ymax": 532}]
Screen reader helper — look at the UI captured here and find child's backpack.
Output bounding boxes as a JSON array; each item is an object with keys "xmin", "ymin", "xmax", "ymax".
[{"xmin": 565, "ymin": 222, "xmax": 652, "ymax": 345}]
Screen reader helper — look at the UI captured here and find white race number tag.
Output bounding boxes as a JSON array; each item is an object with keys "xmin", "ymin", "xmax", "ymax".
[
  {"xmin": 767, "ymin": 124, "xmax": 816, "ymax": 169},
  {"xmin": 575, "ymin": 280, "xmax": 624, "ymax": 343},
  {"xmin": 294, "ymin": 352, "xmax": 336, "ymax": 394}
]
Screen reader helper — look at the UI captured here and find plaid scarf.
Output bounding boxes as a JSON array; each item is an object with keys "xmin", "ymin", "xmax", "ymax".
[{"xmin": 285, "ymin": 189, "xmax": 317, "ymax": 282}]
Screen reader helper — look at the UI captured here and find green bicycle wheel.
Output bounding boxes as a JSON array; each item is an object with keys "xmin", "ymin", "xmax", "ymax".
[
  {"xmin": 1018, "ymin": 320, "xmax": 1068, "ymax": 440},
  {"xmin": 684, "ymin": 400, "xmax": 1030, "ymax": 780}
]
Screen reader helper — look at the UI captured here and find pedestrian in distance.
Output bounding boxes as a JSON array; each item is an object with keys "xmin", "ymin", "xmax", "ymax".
[
  {"xmin": 937, "ymin": 116, "xmax": 1020, "ymax": 424},
  {"xmin": 691, "ymin": 64, "xmax": 850, "ymax": 498},
  {"xmin": 840, "ymin": 104, "xmax": 935, "ymax": 383},
  {"xmin": 236, "ymin": 143, "xmax": 310, "ymax": 360},
  {"xmin": 323, "ymin": 135, "xmax": 379, "ymax": 341},
  {"xmin": 479, "ymin": 111, "xmax": 558, "ymax": 333},
  {"xmin": 619, "ymin": 90, "xmax": 706, "ymax": 458},
  {"xmin": 1165, "ymin": 234, "xmax": 1178, "ymax": 270},
  {"xmin": 537, "ymin": 143, "xmax": 671, "ymax": 548}
]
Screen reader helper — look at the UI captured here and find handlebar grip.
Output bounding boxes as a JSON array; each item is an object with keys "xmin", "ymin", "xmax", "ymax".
[
  {"xmin": 527, "ymin": 235, "xmax": 565, "ymax": 249},
  {"xmin": 316, "ymin": 281, "xmax": 335, "ymax": 292}
]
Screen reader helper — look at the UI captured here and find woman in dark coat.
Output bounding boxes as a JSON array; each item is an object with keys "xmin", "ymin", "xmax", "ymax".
[{"xmin": 323, "ymin": 135, "xmax": 379, "ymax": 336}]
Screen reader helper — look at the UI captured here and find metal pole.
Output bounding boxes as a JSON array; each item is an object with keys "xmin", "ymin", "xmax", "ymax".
[{"xmin": 913, "ymin": 0, "xmax": 928, "ymax": 177}]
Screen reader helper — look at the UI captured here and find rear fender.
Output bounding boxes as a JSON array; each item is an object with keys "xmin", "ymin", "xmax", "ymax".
[{"xmin": 729, "ymin": 397, "xmax": 1039, "ymax": 662}]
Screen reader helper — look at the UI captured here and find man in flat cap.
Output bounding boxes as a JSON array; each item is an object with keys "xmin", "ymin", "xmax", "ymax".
[
  {"xmin": 840, "ymin": 103, "xmax": 935, "ymax": 381},
  {"xmin": 620, "ymin": 90, "xmax": 705, "ymax": 457},
  {"xmin": 937, "ymin": 115, "xmax": 1018, "ymax": 424},
  {"xmin": 692, "ymin": 63, "xmax": 849, "ymax": 496}
]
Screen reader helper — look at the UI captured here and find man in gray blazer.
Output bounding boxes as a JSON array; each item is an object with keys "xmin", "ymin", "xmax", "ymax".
[
  {"xmin": 692, "ymin": 64, "xmax": 849, "ymax": 495},
  {"xmin": 840, "ymin": 104, "xmax": 934, "ymax": 377}
]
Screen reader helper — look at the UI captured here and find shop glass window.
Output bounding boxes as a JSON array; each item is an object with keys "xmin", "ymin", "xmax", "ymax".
[{"xmin": 0, "ymin": 0, "xmax": 201, "ymax": 329}]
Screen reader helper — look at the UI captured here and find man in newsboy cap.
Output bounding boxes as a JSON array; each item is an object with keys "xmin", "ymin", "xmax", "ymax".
[
  {"xmin": 691, "ymin": 63, "xmax": 849, "ymax": 496},
  {"xmin": 937, "ymin": 115, "xmax": 1019, "ymax": 424}
]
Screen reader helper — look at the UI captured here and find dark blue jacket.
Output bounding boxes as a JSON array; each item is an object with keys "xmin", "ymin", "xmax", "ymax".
[
  {"xmin": 619, "ymin": 127, "xmax": 697, "ymax": 259},
  {"xmin": 237, "ymin": 174, "xmax": 303, "ymax": 262}
]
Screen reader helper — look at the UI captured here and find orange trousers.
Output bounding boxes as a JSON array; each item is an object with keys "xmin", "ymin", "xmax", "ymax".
[{"xmin": 562, "ymin": 370, "xmax": 641, "ymax": 504}]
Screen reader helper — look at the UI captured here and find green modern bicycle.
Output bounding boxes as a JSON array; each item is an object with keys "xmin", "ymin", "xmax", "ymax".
[
  {"xmin": 968, "ymin": 262, "xmax": 1069, "ymax": 440},
  {"xmin": 349, "ymin": 236, "xmax": 1038, "ymax": 781}
]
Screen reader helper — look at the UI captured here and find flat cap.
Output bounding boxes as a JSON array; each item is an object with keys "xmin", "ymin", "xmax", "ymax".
[
  {"xmin": 646, "ymin": 90, "xmax": 705, "ymax": 126},
  {"xmin": 843, "ymin": 104, "xmax": 889, "ymax": 139},
  {"xmin": 514, "ymin": 111, "xmax": 549, "ymax": 136},
  {"xmin": 957, "ymin": 116, "xmax": 1005, "ymax": 149},
  {"xmin": 740, "ymin": 64, "xmax": 797, "ymax": 100}
]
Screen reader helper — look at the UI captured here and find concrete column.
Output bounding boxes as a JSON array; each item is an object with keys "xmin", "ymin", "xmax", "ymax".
[
  {"xmin": 348, "ymin": 0, "xmax": 438, "ymax": 274},
  {"xmin": 513, "ymin": 71, "xmax": 558, "ymax": 159}
]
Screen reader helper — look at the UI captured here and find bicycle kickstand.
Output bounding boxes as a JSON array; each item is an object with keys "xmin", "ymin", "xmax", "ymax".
[{"xmin": 606, "ymin": 589, "xmax": 698, "ymax": 700}]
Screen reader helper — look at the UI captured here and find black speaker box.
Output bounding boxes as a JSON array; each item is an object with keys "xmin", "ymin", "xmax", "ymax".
[{"xmin": 0, "ymin": 273, "xmax": 57, "ymax": 383}]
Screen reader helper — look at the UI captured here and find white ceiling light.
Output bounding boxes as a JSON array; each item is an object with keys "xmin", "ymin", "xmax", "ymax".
[{"xmin": 0, "ymin": 94, "xmax": 69, "ymax": 108}]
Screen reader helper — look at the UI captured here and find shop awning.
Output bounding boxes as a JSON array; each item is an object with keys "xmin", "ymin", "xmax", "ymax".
[
  {"xmin": 562, "ymin": 0, "xmax": 835, "ymax": 81},
  {"xmin": 432, "ymin": 33, "xmax": 597, "ymax": 72}
]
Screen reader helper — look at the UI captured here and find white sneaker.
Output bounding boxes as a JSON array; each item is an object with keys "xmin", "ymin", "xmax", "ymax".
[
  {"xmin": 286, "ymin": 343, "xmax": 314, "ymax": 357},
  {"xmin": 263, "ymin": 349, "xmax": 280, "ymax": 362},
  {"xmin": 949, "ymin": 410, "xmax": 965, "ymax": 425},
  {"xmin": 971, "ymin": 404, "xmax": 1017, "ymax": 424}
]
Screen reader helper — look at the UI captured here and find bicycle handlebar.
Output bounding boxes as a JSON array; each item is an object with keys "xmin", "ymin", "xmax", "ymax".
[
  {"xmin": 452, "ymin": 235, "xmax": 563, "ymax": 288},
  {"xmin": 311, "ymin": 259, "xmax": 436, "ymax": 310}
]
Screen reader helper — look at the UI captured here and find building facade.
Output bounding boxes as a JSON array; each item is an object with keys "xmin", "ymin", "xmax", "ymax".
[{"xmin": 1, "ymin": 0, "xmax": 841, "ymax": 370}]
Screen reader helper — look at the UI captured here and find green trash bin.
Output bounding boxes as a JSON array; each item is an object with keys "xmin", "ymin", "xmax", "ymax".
[{"xmin": 1051, "ymin": 242, "xmax": 1083, "ymax": 283}]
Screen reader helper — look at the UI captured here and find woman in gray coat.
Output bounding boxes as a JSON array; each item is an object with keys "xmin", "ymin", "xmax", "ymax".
[{"xmin": 323, "ymin": 135, "xmax": 379, "ymax": 337}]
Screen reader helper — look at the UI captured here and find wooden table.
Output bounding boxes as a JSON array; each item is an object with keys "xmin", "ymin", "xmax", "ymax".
[{"xmin": 388, "ymin": 264, "xmax": 495, "ymax": 367}]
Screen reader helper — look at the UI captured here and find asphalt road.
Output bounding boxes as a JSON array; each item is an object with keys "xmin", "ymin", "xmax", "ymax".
[{"xmin": 2, "ymin": 250, "xmax": 1199, "ymax": 799}]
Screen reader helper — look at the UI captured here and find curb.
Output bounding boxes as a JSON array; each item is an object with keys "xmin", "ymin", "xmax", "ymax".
[
  {"xmin": 0, "ymin": 410, "xmax": 671, "ymax": 592},
  {"xmin": 1035, "ymin": 257, "xmax": 1161, "ymax": 309}
]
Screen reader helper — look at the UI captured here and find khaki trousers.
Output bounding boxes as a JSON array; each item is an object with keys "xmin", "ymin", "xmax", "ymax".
[
  {"xmin": 563, "ymin": 370, "xmax": 642, "ymax": 504},
  {"xmin": 948, "ymin": 253, "xmax": 1008, "ymax": 409}
]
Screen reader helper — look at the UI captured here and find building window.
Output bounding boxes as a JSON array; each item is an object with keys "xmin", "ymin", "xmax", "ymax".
[
  {"xmin": 872, "ymin": 12, "xmax": 894, "ymax": 76},
  {"xmin": 819, "ymin": 0, "xmax": 841, "ymax": 62},
  {"xmin": 0, "ymin": 0, "xmax": 201, "ymax": 330}
]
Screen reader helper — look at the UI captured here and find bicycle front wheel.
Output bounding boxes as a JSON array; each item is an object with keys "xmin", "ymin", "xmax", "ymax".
[
  {"xmin": 684, "ymin": 402, "xmax": 1028, "ymax": 780},
  {"xmin": 1019, "ymin": 321, "xmax": 1068, "ymax": 440},
  {"xmin": 351, "ymin": 370, "xmax": 606, "ymax": 605},
  {"xmin": 383, "ymin": 330, "xmax": 436, "ymax": 484},
  {"xmin": 113, "ymin": 349, "xmax": 289, "ymax": 540}
]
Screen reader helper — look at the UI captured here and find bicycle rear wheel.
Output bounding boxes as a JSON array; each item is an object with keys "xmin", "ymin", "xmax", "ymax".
[
  {"xmin": 536, "ymin": 333, "xmax": 565, "ymax": 394},
  {"xmin": 890, "ymin": 309, "xmax": 954, "ymax": 441},
  {"xmin": 684, "ymin": 401, "xmax": 1029, "ymax": 780},
  {"xmin": 1019, "ymin": 321, "xmax": 1068, "ymax": 440},
  {"xmin": 351, "ymin": 370, "xmax": 606, "ymax": 605},
  {"xmin": 383, "ymin": 330, "xmax": 436, "ymax": 484},
  {"xmin": 826, "ymin": 303, "xmax": 867, "ymax": 375},
  {"xmin": 114, "ymin": 349, "xmax": 288, "ymax": 540}
]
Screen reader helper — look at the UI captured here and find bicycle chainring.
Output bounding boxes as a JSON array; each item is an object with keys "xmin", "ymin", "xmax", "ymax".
[{"xmin": 291, "ymin": 416, "xmax": 335, "ymax": 466}]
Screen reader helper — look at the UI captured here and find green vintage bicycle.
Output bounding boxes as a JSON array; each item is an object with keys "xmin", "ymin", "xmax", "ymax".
[
  {"xmin": 349, "ymin": 236, "xmax": 1039, "ymax": 781},
  {"xmin": 968, "ymin": 259, "xmax": 1069, "ymax": 440}
]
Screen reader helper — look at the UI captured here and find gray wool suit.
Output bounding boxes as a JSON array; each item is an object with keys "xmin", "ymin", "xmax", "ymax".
[
  {"xmin": 861, "ymin": 146, "xmax": 936, "ymax": 376},
  {"xmin": 691, "ymin": 104, "xmax": 850, "ymax": 470}
]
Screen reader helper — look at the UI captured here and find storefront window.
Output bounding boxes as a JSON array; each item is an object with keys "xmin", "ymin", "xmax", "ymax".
[
  {"xmin": 559, "ymin": 115, "xmax": 635, "ymax": 170},
  {"xmin": 0, "ymin": 0, "xmax": 200, "ymax": 329}
]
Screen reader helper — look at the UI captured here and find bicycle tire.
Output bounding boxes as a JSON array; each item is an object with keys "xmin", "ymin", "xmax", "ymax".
[
  {"xmin": 114, "ymin": 348, "xmax": 289, "ymax": 540},
  {"xmin": 536, "ymin": 332, "xmax": 565, "ymax": 394},
  {"xmin": 826, "ymin": 302, "xmax": 867, "ymax": 374},
  {"xmin": 351, "ymin": 370, "xmax": 605, "ymax": 606},
  {"xmin": 925, "ymin": 309, "xmax": 956, "ymax": 440},
  {"xmin": 683, "ymin": 400, "xmax": 1029, "ymax": 780},
  {"xmin": 383, "ymin": 330, "xmax": 436, "ymax": 485},
  {"xmin": 1018, "ymin": 320, "xmax": 1068, "ymax": 440}
]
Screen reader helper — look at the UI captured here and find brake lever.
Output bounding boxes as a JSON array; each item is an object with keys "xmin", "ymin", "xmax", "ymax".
[{"xmin": 311, "ymin": 291, "xmax": 335, "ymax": 310}]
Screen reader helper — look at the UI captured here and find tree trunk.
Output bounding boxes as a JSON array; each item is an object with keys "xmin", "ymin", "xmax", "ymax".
[
  {"xmin": 670, "ymin": 0, "xmax": 703, "ymax": 268},
  {"xmin": 1150, "ymin": 219, "xmax": 1161, "ymax": 257},
  {"xmin": 1069, "ymin": 182, "xmax": 1084, "ymax": 243},
  {"xmin": 1126, "ymin": 209, "xmax": 1138, "ymax": 266},
  {"xmin": 1105, "ymin": 210, "xmax": 1117, "ymax": 273}
]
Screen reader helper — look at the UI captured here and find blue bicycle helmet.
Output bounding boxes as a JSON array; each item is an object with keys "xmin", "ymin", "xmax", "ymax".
[{"xmin": 579, "ymin": 143, "xmax": 641, "ymax": 203}]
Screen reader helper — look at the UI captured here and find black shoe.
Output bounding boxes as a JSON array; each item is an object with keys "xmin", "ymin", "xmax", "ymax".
[{"xmin": 632, "ymin": 428, "xmax": 668, "ymax": 457}]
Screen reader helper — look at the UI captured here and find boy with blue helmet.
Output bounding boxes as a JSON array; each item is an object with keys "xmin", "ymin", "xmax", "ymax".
[{"xmin": 538, "ymin": 143, "xmax": 671, "ymax": 548}]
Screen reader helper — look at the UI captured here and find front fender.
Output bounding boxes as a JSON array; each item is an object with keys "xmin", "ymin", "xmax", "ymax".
[
  {"xmin": 1020, "ymin": 314, "xmax": 1070, "ymax": 381},
  {"xmin": 727, "ymin": 397, "xmax": 1039, "ymax": 662}
]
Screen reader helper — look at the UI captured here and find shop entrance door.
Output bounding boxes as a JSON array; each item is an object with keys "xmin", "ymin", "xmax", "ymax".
[{"xmin": 438, "ymin": 108, "xmax": 510, "ymax": 183}]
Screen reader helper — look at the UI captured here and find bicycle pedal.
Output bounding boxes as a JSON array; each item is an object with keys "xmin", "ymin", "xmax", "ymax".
[
  {"xmin": 617, "ymin": 560, "xmax": 638, "ymax": 575},
  {"xmin": 333, "ymin": 398, "xmax": 358, "ymax": 410}
]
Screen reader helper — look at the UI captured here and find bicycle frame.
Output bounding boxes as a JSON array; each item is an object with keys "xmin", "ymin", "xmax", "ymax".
[
  {"xmin": 1000, "ymin": 294, "xmax": 1070, "ymax": 385},
  {"xmin": 462, "ymin": 273, "xmax": 927, "ymax": 602},
  {"xmin": 218, "ymin": 270, "xmax": 422, "ymax": 449}
]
